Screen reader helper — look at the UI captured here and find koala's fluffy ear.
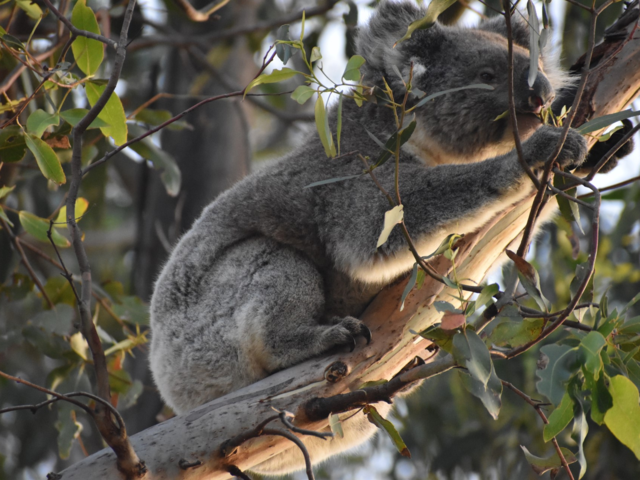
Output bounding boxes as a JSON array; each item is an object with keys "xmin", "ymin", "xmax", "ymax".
[
  {"xmin": 355, "ymin": 0, "xmax": 426, "ymax": 75},
  {"xmin": 477, "ymin": 14, "xmax": 530, "ymax": 50}
]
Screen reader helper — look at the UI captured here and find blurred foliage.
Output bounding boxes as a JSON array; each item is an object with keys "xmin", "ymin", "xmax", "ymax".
[{"xmin": 1, "ymin": 1, "xmax": 640, "ymax": 480}]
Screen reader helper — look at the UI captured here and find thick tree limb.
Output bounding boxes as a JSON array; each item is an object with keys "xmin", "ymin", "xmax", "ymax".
[{"xmin": 57, "ymin": 3, "xmax": 640, "ymax": 479}]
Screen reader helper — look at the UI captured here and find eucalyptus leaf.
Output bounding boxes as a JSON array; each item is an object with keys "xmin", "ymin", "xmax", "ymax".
[{"xmin": 71, "ymin": 0, "xmax": 104, "ymax": 76}]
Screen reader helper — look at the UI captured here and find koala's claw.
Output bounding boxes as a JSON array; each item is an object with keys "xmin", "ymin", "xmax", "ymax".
[
  {"xmin": 525, "ymin": 126, "xmax": 588, "ymax": 170},
  {"xmin": 362, "ymin": 324, "xmax": 372, "ymax": 344}
]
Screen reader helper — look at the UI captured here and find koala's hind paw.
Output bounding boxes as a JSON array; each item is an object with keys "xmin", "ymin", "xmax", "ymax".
[{"xmin": 323, "ymin": 316, "xmax": 371, "ymax": 352}]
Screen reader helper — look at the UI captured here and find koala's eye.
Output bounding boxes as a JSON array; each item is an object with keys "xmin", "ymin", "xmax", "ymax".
[{"xmin": 480, "ymin": 71, "xmax": 495, "ymax": 82}]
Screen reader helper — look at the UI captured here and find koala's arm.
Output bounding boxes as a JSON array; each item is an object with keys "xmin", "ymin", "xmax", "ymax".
[{"xmin": 318, "ymin": 127, "xmax": 587, "ymax": 284}]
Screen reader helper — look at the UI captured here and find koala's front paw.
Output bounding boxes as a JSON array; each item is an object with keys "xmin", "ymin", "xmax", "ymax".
[
  {"xmin": 322, "ymin": 316, "xmax": 371, "ymax": 352},
  {"xmin": 524, "ymin": 126, "xmax": 588, "ymax": 170}
]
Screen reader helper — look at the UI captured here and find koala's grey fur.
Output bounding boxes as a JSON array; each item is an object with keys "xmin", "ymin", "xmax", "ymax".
[{"xmin": 150, "ymin": 1, "xmax": 587, "ymax": 474}]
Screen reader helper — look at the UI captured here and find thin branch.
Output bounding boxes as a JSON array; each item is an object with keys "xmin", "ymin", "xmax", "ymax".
[
  {"xmin": 171, "ymin": 0, "xmax": 230, "ymax": 22},
  {"xmin": 507, "ymin": 171, "xmax": 600, "ymax": 358},
  {"xmin": 579, "ymin": 174, "xmax": 640, "ymax": 198},
  {"xmin": 516, "ymin": 0, "xmax": 610, "ymax": 258},
  {"xmin": 60, "ymin": 0, "xmax": 145, "ymax": 474},
  {"xmin": 83, "ymin": 48, "xmax": 280, "ymax": 175},
  {"xmin": 37, "ymin": 0, "xmax": 117, "ymax": 49},
  {"xmin": 279, "ymin": 411, "xmax": 333, "ymax": 440},
  {"xmin": 503, "ymin": 381, "xmax": 575, "ymax": 480},
  {"xmin": 129, "ymin": 0, "xmax": 340, "ymax": 51},
  {"xmin": 262, "ymin": 428, "xmax": 315, "ymax": 480},
  {"xmin": 503, "ymin": 2, "xmax": 540, "ymax": 189},
  {"xmin": 0, "ymin": 216, "xmax": 54, "ymax": 308}
]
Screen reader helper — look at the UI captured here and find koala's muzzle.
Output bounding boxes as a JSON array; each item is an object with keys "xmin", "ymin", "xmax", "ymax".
[{"xmin": 518, "ymin": 69, "xmax": 554, "ymax": 115}]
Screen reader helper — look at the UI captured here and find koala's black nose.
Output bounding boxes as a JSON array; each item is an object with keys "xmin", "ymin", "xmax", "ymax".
[{"xmin": 522, "ymin": 69, "xmax": 555, "ymax": 114}]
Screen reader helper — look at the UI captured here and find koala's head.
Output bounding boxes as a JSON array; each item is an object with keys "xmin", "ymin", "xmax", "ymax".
[{"xmin": 356, "ymin": 1, "xmax": 571, "ymax": 164}]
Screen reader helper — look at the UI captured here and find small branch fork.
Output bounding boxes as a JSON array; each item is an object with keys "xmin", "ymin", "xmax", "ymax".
[
  {"xmin": 221, "ymin": 410, "xmax": 334, "ymax": 480},
  {"xmin": 503, "ymin": 381, "xmax": 576, "ymax": 480}
]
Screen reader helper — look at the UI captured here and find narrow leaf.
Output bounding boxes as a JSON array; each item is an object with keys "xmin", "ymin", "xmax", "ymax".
[
  {"xmin": 314, "ymin": 95, "xmax": 336, "ymax": 157},
  {"xmin": 71, "ymin": 0, "xmax": 104, "ymax": 76},
  {"xmin": 303, "ymin": 174, "xmax": 363, "ymax": 189},
  {"xmin": 400, "ymin": 264, "xmax": 418, "ymax": 311},
  {"xmin": 527, "ymin": 0, "xmax": 540, "ymax": 87},
  {"xmin": 458, "ymin": 365, "xmax": 502, "ymax": 419},
  {"xmin": 576, "ymin": 110, "xmax": 640, "ymax": 135},
  {"xmin": 395, "ymin": 0, "xmax": 457, "ymax": 45},
  {"xmin": 544, "ymin": 392, "xmax": 575, "ymax": 442},
  {"xmin": 376, "ymin": 205, "xmax": 404, "ymax": 248},
  {"xmin": 85, "ymin": 82, "xmax": 128, "ymax": 145},
  {"xmin": 60, "ymin": 109, "xmax": 110, "ymax": 129},
  {"xmin": 26, "ymin": 110, "xmax": 60, "ymax": 138},
  {"xmin": 244, "ymin": 68, "xmax": 302, "ymax": 97},
  {"xmin": 413, "ymin": 84, "xmax": 493, "ymax": 110},
  {"xmin": 337, "ymin": 93, "xmax": 343, "ymax": 155},
  {"xmin": 25, "ymin": 134, "xmax": 66, "ymax": 185},
  {"xmin": 476, "ymin": 283, "xmax": 499, "ymax": 308},
  {"xmin": 364, "ymin": 405, "xmax": 411, "ymax": 458},
  {"xmin": 19, "ymin": 211, "xmax": 70, "ymax": 247},
  {"xmin": 520, "ymin": 445, "xmax": 577, "ymax": 475}
]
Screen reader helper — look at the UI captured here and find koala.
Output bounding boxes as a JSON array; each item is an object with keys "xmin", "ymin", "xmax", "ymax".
[{"xmin": 149, "ymin": 1, "xmax": 593, "ymax": 474}]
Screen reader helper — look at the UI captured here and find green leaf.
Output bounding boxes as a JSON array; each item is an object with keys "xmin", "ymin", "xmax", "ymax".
[
  {"xmin": 0, "ymin": 31, "xmax": 25, "ymax": 51},
  {"xmin": 458, "ymin": 365, "xmax": 502, "ymax": 419},
  {"xmin": 24, "ymin": 134, "xmax": 66, "ymax": 185},
  {"xmin": 579, "ymin": 331, "xmax": 607, "ymax": 380},
  {"xmin": 134, "ymin": 109, "xmax": 190, "ymax": 130},
  {"xmin": 60, "ymin": 108, "xmax": 111, "ymax": 129},
  {"xmin": 275, "ymin": 25, "xmax": 293, "ymax": 65},
  {"xmin": 291, "ymin": 85, "xmax": 315, "ymax": 105},
  {"xmin": 476, "ymin": 283, "xmax": 499, "ymax": 308},
  {"xmin": 490, "ymin": 318, "xmax": 544, "ymax": 348},
  {"xmin": 373, "ymin": 119, "xmax": 417, "ymax": 168},
  {"xmin": 452, "ymin": 330, "xmax": 492, "ymax": 388},
  {"xmin": 244, "ymin": 68, "xmax": 302, "ymax": 96},
  {"xmin": 342, "ymin": 55, "xmax": 365, "ymax": 81},
  {"xmin": 337, "ymin": 93, "xmax": 343, "ymax": 155},
  {"xmin": 119, "ymin": 379, "xmax": 144, "ymax": 410},
  {"xmin": 364, "ymin": 405, "xmax": 411, "ymax": 458},
  {"xmin": 19, "ymin": 211, "xmax": 70, "ymax": 247},
  {"xmin": 16, "ymin": 0, "xmax": 43, "ymax": 19},
  {"xmin": 0, "ymin": 206, "xmax": 13, "ymax": 227},
  {"xmin": 544, "ymin": 391, "xmax": 575, "ymax": 442},
  {"xmin": 520, "ymin": 445, "xmax": 577, "ymax": 475},
  {"xmin": 55, "ymin": 403, "xmax": 83, "ymax": 459},
  {"xmin": 314, "ymin": 95, "xmax": 336, "ymax": 158},
  {"xmin": 584, "ymin": 370, "xmax": 613, "ymax": 425},
  {"xmin": 310, "ymin": 46, "xmax": 322, "ymax": 63},
  {"xmin": 27, "ymin": 109, "xmax": 60, "ymax": 138},
  {"xmin": 434, "ymin": 301, "xmax": 459, "ymax": 313},
  {"xmin": 527, "ymin": 0, "xmax": 540, "ymax": 87},
  {"xmin": 536, "ymin": 344, "xmax": 580, "ymax": 406},
  {"xmin": 604, "ymin": 375, "xmax": 640, "ymax": 460},
  {"xmin": 329, "ymin": 413, "xmax": 344, "ymax": 439},
  {"xmin": 555, "ymin": 174, "xmax": 583, "ymax": 234},
  {"xmin": 395, "ymin": 0, "xmax": 457, "ymax": 45},
  {"xmin": 127, "ymin": 124, "xmax": 181, "ymax": 197},
  {"xmin": 576, "ymin": 110, "xmax": 640, "ymax": 135},
  {"xmin": 55, "ymin": 198, "xmax": 89, "ymax": 226},
  {"xmin": 71, "ymin": 0, "xmax": 104, "ymax": 76},
  {"xmin": 85, "ymin": 82, "xmax": 128, "ymax": 146},
  {"xmin": 572, "ymin": 397, "xmax": 589, "ymax": 478},
  {"xmin": 303, "ymin": 174, "xmax": 363, "ymax": 189},
  {"xmin": 111, "ymin": 295, "xmax": 149, "ymax": 325},
  {"xmin": 413, "ymin": 84, "xmax": 494, "ymax": 110},
  {"xmin": 0, "ymin": 185, "xmax": 15, "ymax": 200},
  {"xmin": 400, "ymin": 263, "xmax": 418, "ymax": 311},
  {"xmin": 0, "ymin": 125, "xmax": 27, "ymax": 162},
  {"xmin": 42, "ymin": 278, "xmax": 76, "ymax": 309},
  {"xmin": 506, "ymin": 250, "xmax": 548, "ymax": 312},
  {"xmin": 418, "ymin": 325, "xmax": 456, "ymax": 353}
]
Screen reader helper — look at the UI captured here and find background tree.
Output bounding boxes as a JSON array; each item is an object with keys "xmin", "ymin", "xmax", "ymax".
[{"xmin": 1, "ymin": 1, "xmax": 640, "ymax": 479}]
